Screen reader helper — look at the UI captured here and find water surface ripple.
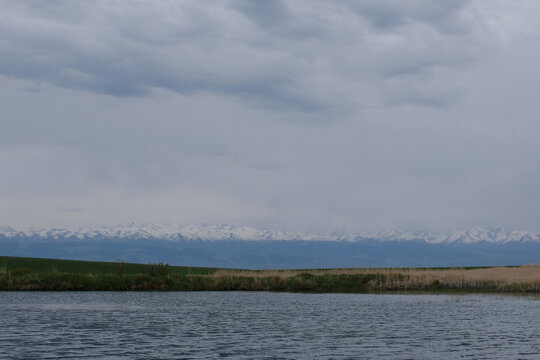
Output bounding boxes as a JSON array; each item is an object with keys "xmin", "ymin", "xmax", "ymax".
[{"xmin": 0, "ymin": 292, "xmax": 538, "ymax": 359}]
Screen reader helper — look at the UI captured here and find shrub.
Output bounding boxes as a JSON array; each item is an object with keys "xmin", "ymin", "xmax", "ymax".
[{"xmin": 148, "ymin": 262, "xmax": 170, "ymax": 277}]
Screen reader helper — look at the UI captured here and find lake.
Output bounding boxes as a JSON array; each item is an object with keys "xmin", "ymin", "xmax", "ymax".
[{"xmin": 0, "ymin": 292, "xmax": 538, "ymax": 359}]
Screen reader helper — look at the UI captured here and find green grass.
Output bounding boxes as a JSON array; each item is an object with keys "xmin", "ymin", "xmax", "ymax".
[{"xmin": 0, "ymin": 256, "xmax": 218, "ymax": 276}]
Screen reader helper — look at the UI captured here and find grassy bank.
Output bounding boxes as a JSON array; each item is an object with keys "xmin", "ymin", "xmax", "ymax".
[{"xmin": 1, "ymin": 256, "xmax": 539, "ymax": 293}]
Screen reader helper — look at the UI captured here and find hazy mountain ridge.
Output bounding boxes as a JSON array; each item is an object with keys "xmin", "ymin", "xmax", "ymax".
[
  {"xmin": 1, "ymin": 224, "xmax": 539, "ymax": 268},
  {"xmin": 0, "ymin": 224, "xmax": 539, "ymax": 244}
]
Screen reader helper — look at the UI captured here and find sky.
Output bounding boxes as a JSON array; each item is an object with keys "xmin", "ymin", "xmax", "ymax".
[{"xmin": 1, "ymin": 0, "xmax": 539, "ymax": 233}]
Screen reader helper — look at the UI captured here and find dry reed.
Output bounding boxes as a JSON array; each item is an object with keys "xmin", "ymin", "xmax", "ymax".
[{"xmin": 210, "ymin": 265, "xmax": 540, "ymax": 292}]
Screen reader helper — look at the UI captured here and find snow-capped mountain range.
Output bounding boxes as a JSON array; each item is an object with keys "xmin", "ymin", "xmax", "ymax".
[{"xmin": 0, "ymin": 223, "xmax": 539, "ymax": 244}]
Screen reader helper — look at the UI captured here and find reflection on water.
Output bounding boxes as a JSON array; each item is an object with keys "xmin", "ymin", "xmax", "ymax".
[{"xmin": 0, "ymin": 292, "xmax": 538, "ymax": 359}]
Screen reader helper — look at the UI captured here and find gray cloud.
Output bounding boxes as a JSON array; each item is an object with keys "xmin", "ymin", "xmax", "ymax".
[
  {"xmin": 344, "ymin": 0, "xmax": 472, "ymax": 33},
  {"xmin": 1, "ymin": 1, "xmax": 540, "ymax": 233},
  {"xmin": 0, "ymin": 0, "xmax": 491, "ymax": 110}
]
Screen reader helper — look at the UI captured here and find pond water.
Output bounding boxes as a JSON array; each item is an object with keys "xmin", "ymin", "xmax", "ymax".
[{"xmin": 0, "ymin": 292, "xmax": 538, "ymax": 359}]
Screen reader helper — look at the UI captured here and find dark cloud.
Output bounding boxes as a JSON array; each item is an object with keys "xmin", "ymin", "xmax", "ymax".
[
  {"xmin": 343, "ymin": 0, "xmax": 471, "ymax": 33},
  {"xmin": 235, "ymin": 0, "xmax": 291, "ymax": 28}
]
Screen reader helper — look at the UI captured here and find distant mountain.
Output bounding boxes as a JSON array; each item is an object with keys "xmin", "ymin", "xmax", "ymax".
[
  {"xmin": 0, "ymin": 223, "xmax": 538, "ymax": 244},
  {"xmin": 1, "ymin": 224, "xmax": 539, "ymax": 268},
  {"xmin": 443, "ymin": 227, "xmax": 540, "ymax": 244}
]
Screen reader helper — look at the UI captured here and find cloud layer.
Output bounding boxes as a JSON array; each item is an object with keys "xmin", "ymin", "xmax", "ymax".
[
  {"xmin": 1, "ymin": 0, "xmax": 540, "ymax": 232},
  {"xmin": 1, "ymin": 0, "xmax": 491, "ymax": 110}
]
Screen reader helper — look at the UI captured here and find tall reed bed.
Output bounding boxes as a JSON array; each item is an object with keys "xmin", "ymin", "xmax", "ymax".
[{"xmin": 207, "ymin": 265, "xmax": 540, "ymax": 292}]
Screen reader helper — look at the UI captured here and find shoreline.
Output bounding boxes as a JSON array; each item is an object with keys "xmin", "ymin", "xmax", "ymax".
[{"xmin": 1, "ymin": 256, "xmax": 539, "ymax": 293}]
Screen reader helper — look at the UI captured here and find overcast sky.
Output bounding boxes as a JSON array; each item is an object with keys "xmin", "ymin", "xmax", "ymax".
[{"xmin": 1, "ymin": 0, "xmax": 539, "ymax": 232}]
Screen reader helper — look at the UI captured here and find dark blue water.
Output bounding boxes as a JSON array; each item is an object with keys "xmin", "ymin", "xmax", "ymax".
[{"xmin": 0, "ymin": 292, "xmax": 538, "ymax": 359}]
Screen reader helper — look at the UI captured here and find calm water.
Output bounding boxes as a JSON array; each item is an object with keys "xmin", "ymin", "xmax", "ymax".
[{"xmin": 0, "ymin": 292, "xmax": 538, "ymax": 359}]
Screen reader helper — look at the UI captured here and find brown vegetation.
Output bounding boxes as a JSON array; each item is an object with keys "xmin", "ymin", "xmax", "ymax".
[{"xmin": 209, "ymin": 265, "xmax": 540, "ymax": 292}]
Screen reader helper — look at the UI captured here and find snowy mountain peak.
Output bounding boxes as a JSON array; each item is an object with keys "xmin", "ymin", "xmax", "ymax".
[
  {"xmin": 0, "ymin": 224, "xmax": 538, "ymax": 244},
  {"xmin": 371, "ymin": 228, "xmax": 442, "ymax": 243},
  {"xmin": 444, "ymin": 227, "xmax": 540, "ymax": 244},
  {"xmin": 0, "ymin": 225, "xmax": 16, "ymax": 234}
]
